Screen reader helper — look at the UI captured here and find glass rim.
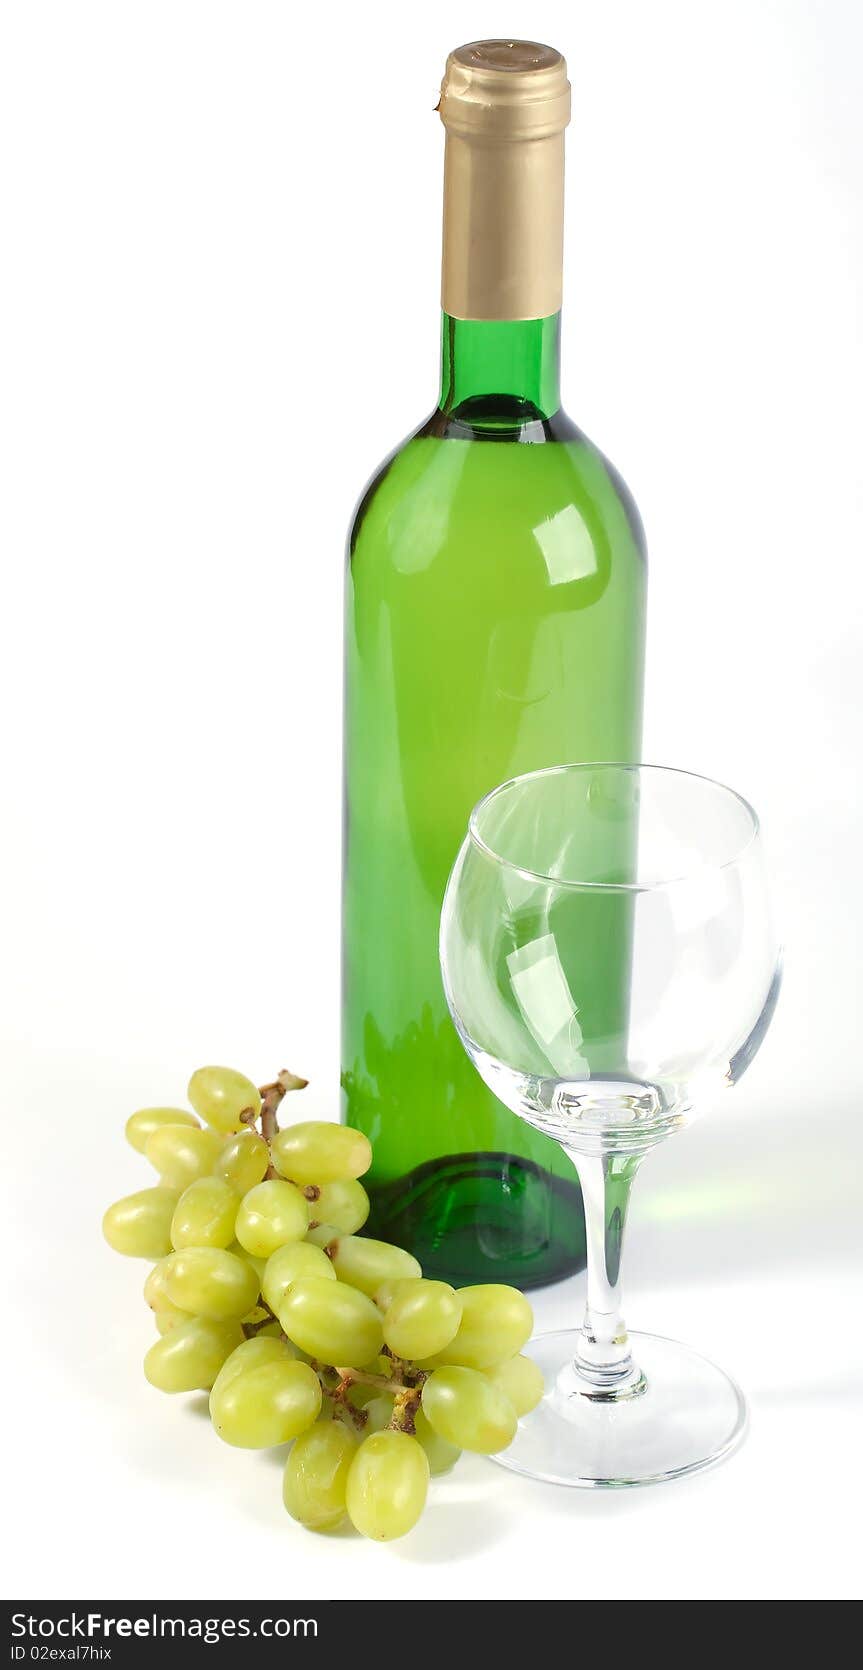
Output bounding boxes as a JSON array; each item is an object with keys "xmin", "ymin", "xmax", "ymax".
[{"xmin": 467, "ymin": 762, "xmax": 761, "ymax": 894}]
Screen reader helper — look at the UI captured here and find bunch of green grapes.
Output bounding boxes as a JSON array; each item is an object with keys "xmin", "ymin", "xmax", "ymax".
[{"xmin": 103, "ymin": 1066, "xmax": 544, "ymax": 1542}]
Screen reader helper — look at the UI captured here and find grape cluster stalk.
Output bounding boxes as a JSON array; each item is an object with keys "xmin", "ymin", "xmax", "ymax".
[{"xmin": 103, "ymin": 1065, "xmax": 545, "ymax": 1541}]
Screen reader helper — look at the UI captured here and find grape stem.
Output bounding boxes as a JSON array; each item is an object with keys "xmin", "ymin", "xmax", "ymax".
[
  {"xmin": 389, "ymin": 1388, "xmax": 422, "ymax": 1436},
  {"xmin": 334, "ymin": 1364, "xmax": 428, "ymax": 1398},
  {"xmin": 333, "ymin": 1365, "xmax": 405, "ymax": 1393},
  {"xmin": 241, "ymin": 1308, "xmax": 279, "ymax": 1340},
  {"xmin": 322, "ymin": 1365, "xmax": 425, "ymax": 1435},
  {"xmin": 313, "ymin": 1367, "xmax": 369, "ymax": 1431},
  {"xmin": 255, "ymin": 1067, "xmax": 309, "ymax": 1178}
]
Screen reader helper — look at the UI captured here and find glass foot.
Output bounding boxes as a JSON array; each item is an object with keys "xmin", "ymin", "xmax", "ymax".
[{"xmin": 491, "ymin": 1329, "xmax": 747, "ymax": 1488}]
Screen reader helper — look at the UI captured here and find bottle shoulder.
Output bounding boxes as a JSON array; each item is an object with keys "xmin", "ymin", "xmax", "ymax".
[
  {"xmin": 347, "ymin": 412, "xmax": 435, "ymax": 557},
  {"xmin": 347, "ymin": 409, "xmax": 646, "ymax": 569}
]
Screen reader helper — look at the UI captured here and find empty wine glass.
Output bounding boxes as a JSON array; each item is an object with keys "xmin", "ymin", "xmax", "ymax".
[{"xmin": 440, "ymin": 763, "xmax": 780, "ymax": 1487}]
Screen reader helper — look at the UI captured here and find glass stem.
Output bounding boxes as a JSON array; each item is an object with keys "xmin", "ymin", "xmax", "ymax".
[{"xmin": 567, "ymin": 1151, "xmax": 646, "ymax": 1400}]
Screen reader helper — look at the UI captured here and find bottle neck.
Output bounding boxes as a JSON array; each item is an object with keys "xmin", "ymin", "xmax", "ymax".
[{"xmin": 437, "ymin": 313, "xmax": 562, "ymax": 429}]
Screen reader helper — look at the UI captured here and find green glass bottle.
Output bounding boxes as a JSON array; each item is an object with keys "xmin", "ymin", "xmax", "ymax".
[{"xmin": 342, "ymin": 41, "xmax": 647, "ymax": 1287}]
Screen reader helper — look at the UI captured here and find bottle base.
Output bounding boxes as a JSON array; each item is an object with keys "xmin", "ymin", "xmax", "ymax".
[{"xmin": 362, "ymin": 1151, "xmax": 586, "ymax": 1289}]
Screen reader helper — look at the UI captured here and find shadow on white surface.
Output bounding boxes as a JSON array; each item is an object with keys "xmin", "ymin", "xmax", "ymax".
[{"xmin": 388, "ymin": 1460, "xmax": 516, "ymax": 1563}]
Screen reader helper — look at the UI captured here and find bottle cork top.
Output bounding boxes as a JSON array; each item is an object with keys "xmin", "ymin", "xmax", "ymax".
[{"xmin": 439, "ymin": 40, "xmax": 571, "ymax": 139}]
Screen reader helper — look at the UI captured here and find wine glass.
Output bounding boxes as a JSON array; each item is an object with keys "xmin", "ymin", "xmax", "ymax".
[{"xmin": 440, "ymin": 763, "xmax": 780, "ymax": 1487}]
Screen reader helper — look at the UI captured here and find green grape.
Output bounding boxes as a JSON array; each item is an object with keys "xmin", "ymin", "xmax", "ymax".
[
  {"xmin": 304, "ymin": 1222, "xmax": 340, "ymax": 1251},
  {"xmin": 170, "ymin": 1177, "xmax": 238, "ymax": 1250},
  {"xmin": 102, "ymin": 1187, "xmax": 179, "ymax": 1260},
  {"xmin": 421, "ymin": 1365, "xmax": 517, "ymax": 1454},
  {"xmin": 328, "ymin": 1235, "xmax": 420, "ymax": 1299},
  {"xmin": 144, "ymin": 1316, "xmax": 244, "ymax": 1392},
  {"xmin": 154, "ymin": 1299, "xmax": 189, "ymax": 1334},
  {"xmin": 362, "ymin": 1393, "xmax": 395, "ymax": 1435},
  {"xmin": 382, "ymin": 1279, "xmax": 462, "ymax": 1360},
  {"xmin": 144, "ymin": 1125, "xmax": 223, "ymax": 1191},
  {"xmin": 486, "ymin": 1353, "xmax": 544, "ymax": 1417},
  {"xmin": 311, "ymin": 1180, "xmax": 369, "ymax": 1235},
  {"xmin": 234, "ymin": 1179, "xmax": 309, "ymax": 1257},
  {"xmin": 213, "ymin": 1128, "xmax": 269, "ymax": 1195},
  {"xmin": 213, "ymin": 1336, "xmax": 288, "ymax": 1385},
  {"xmin": 431, "ymin": 1284, "xmax": 533, "ymax": 1370},
  {"xmin": 165, "ymin": 1246, "xmax": 260, "ymax": 1320},
  {"xmin": 227, "ymin": 1242, "xmax": 267, "ymax": 1285},
  {"xmin": 262, "ymin": 1241, "xmax": 336, "ymax": 1315},
  {"xmin": 278, "ymin": 1276, "xmax": 383, "ymax": 1367},
  {"xmin": 365, "ymin": 1355, "xmax": 393, "ymax": 1378},
  {"xmin": 142, "ymin": 1256, "xmax": 184, "ymax": 1329},
  {"xmin": 372, "ymin": 1276, "xmax": 405, "ymax": 1314},
  {"xmin": 283, "ymin": 1418, "xmax": 358, "ymax": 1533},
  {"xmin": 241, "ymin": 1303, "xmax": 270, "ymax": 1326},
  {"xmin": 125, "ymin": 1107, "xmax": 199, "ymax": 1153},
  {"xmin": 143, "ymin": 1253, "xmax": 178, "ymax": 1307},
  {"xmin": 271, "ymin": 1121, "xmax": 372, "ymax": 1186},
  {"xmin": 414, "ymin": 1406, "xmax": 460, "ymax": 1475},
  {"xmin": 187, "ymin": 1065, "xmax": 261, "ymax": 1134},
  {"xmin": 213, "ymin": 1322, "xmax": 307, "ymax": 1362},
  {"xmin": 344, "ymin": 1380, "xmax": 382, "ymax": 1410},
  {"xmin": 345, "ymin": 1430, "xmax": 429, "ymax": 1541},
  {"xmin": 210, "ymin": 1350, "xmax": 321, "ymax": 1448}
]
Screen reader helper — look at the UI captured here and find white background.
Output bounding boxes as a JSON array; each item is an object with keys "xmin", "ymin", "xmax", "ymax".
[{"xmin": 2, "ymin": 0, "xmax": 862, "ymax": 1603}]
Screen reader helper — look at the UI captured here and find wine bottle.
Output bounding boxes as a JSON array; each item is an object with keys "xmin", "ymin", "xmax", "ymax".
[{"xmin": 342, "ymin": 40, "xmax": 647, "ymax": 1287}]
